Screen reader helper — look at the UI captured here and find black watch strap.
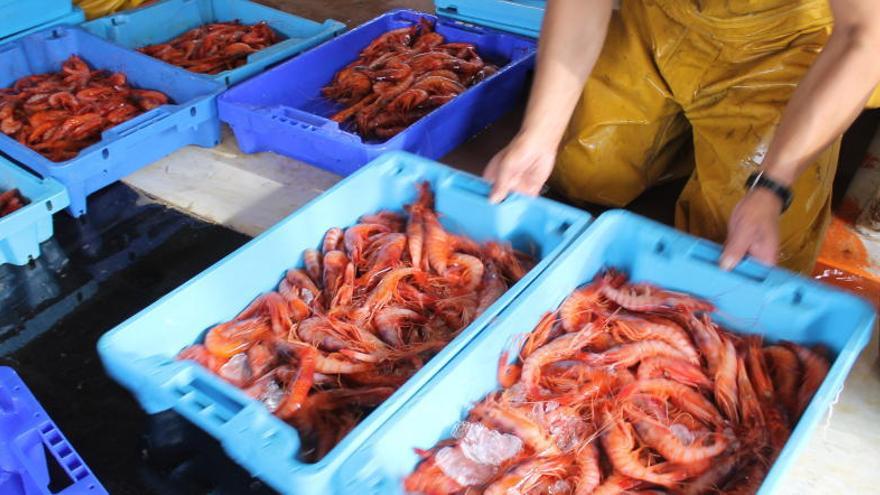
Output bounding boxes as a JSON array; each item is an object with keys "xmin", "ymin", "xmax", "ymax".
[{"xmin": 745, "ymin": 171, "xmax": 792, "ymax": 212}]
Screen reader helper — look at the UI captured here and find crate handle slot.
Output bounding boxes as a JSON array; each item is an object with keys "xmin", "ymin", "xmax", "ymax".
[
  {"xmin": 275, "ymin": 106, "xmax": 333, "ymax": 129},
  {"xmin": 446, "ymin": 172, "xmax": 492, "ymax": 199},
  {"xmin": 22, "ymin": 422, "xmax": 103, "ymax": 494},
  {"xmin": 102, "ymin": 110, "xmax": 171, "ymax": 139},
  {"xmin": 687, "ymin": 241, "xmax": 770, "ymax": 283},
  {"xmin": 172, "ymin": 372, "xmax": 248, "ymax": 432}
]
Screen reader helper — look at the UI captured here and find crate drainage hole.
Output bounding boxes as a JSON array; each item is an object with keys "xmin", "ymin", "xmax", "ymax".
[
  {"xmin": 101, "ymin": 149, "xmax": 109, "ymax": 159},
  {"xmin": 46, "ymin": 200, "xmax": 53, "ymax": 211},
  {"xmin": 654, "ymin": 240, "xmax": 666, "ymax": 254},
  {"xmin": 557, "ymin": 221, "xmax": 572, "ymax": 234},
  {"xmin": 792, "ymin": 290, "xmax": 803, "ymax": 305},
  {"xmin": 190, "ymin": 107, "xmax": 197, "ymax": 117},
  {"xmin": 42, "ymin": 442, "xmax": 74, "ymax": 493}
]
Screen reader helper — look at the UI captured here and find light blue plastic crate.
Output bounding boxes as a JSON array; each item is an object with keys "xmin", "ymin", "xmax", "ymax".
[
  {"xmin": 339, "ymin": 210, "xmax": 877, "ymax": 495},
  {"xmin": 95, "ymin": 151, "xmax": 592, "ymax": 495},
  {"xmin": 81, "ymin": 0, "xmax": 345, "ymax": 87},
  {"xmin": 435, "ymin": 0, "xmax": 545, "ymax": 38},
  {"xmin": 0, "ymin": 0, "xmax": 76, "ymax": 40},
  {"xmin": 0, "ymin": 157, "xmax": 69, "ymax": 266},
  {"xmin": 0, "ymin": 7, "xmax": 85, "ymax": 44},
  {"xmin": 0, "ymin": 25, "xmax": 224, "ymax": 217}
]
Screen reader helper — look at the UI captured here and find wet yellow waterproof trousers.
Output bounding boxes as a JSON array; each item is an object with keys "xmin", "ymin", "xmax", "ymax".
[{"xmin": 553, "ymin": 0, "xmax": 877, "ymax": 273}]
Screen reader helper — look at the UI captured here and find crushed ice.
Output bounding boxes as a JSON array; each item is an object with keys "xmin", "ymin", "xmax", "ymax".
[
  {"xmin": 260, "ymin": 379, "xmax": 283, "ymax": 413},
  {"xmin": 436, "ymin": 446, "xmax": 496, "ymax": 486},
  {"xmin": 455, "ymin": 421, "xmax": 523, "ymax": 465},
  {"xmin": 219, "ymin": 353, "xmax": 252, "ymax": 385}
]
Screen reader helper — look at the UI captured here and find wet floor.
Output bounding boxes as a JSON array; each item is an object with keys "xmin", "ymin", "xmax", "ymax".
[{"xmin": 0, "ymin": 184, "xmax": 259, "ymax": 494}]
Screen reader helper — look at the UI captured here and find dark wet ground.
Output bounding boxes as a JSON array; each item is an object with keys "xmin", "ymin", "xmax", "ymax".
[{"xmin": 0, "ymin": 184, "xmax": 266, "ymax": 494}]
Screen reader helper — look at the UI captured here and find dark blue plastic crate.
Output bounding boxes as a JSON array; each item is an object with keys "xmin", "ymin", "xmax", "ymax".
[
  {"xmin": 96, "ymin": 151, "xmax": 591, "ymax": 495},
  {"xmin": 81, "ymin": 0, "xmax": 345, "ymax": 87},
  {"xmin": 337, "ymin": 210, "xmax": 877, "ymax": 495},
  {"xmin": 0, "ymin": 156, "xmax": 69, "ymax": 266},
  {"xmin": 0, "ymin": 26, "xmax": 224, "ymax": 217},
  {"xmin": 0, "ymin": 366, "xmax": 107, "ymax": 495},
  {"xmin": 435, "ymin": 0, "xmax": 545, "ymax": 38},
  {"xmin": 0, "ymin": 0, "xmax": 76, "ymax": 40},
  {"xmin": 218, "ymin": 9, "xmax": 536, "ymax": 176}
]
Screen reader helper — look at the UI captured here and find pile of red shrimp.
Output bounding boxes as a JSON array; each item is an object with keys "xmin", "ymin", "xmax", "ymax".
[
  {"xmin": 322, "ymin": 17, "xmax": 499, "ymax": 140},
  {"xmin": 138, "ymin": 21, "xmax": 279, "ymax": 75},
  {"xmin": 0, "ymin": 188, "xmax": 27, "ymax": 218},
  {"xmin": 0, "ymin": 55, "xmax": 170, "ymax": 162},
  {"xmin": 405, "ymin": 270, "xmax": 830, "ymax": 494},
  {"xmin": 177, "ymin": 182, "xmax": 533, "ymax": 462}
]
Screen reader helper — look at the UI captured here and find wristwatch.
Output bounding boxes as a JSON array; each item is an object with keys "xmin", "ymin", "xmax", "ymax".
[{"xmin": 745, "ymin": 171, "xmax": 792, "ymax": 213}]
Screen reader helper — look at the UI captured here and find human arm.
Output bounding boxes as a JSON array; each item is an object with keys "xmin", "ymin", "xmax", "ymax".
[
  {"xmin": 484, "ymin": 0, "xmax": 614, "ymax": 203},
  {"xmin": 721, "ymin": 0, "xmax": 880, "ymax": 269}
]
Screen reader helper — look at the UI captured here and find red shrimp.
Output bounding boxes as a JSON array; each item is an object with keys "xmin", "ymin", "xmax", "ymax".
[
  {"xmin": 786, "ymin": 342, "xmax": 830, "ymax": 418},
  {"xmin": 558, "ymin": 284, "xmax": 607, "ymax": 333},
  {"xmin": 322, "ymin": 227, "xmax": 344, "ymax": 254},
  {"xmin": 476, "ymin": 260, "xmax": 506, "ymax": 315},
  {"xmin": 763, "ymin": 345, "xmax": 801, "ymax": 419},
  {"xmin": 600, "ymin": 411, "xmax": 687, "ymax": 487},
  {"xmin": 303, "ymin": 249, "xmax": 323, "ymax": 287},
  {"xmin": 714, "ymin": 336, "xmax": 740, "ymax": 423},
  {"xmin": 619, "ymin": 379, "xmax": 724, "ymax": 427},
  {"xmin": 472, "ymin": 398, "xmax": 559, "ymax": 454},
  {"xmin": 636, "ymin": 356, "xmax": 713, "ymax": 390},
  {"xmin": 497, "ymin": 350, "xmax": 521, "ymax": 388},
  {"xmin": 585, "ymin": 339, "xmax": 695, "ymax": 369}
]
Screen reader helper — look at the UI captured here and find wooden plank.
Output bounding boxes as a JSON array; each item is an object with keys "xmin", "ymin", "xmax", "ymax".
[{"xmin": 122, "ymin": 128, "xmax": 340, "ymax": 237}]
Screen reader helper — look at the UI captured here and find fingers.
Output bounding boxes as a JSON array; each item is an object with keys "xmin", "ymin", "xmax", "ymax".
[
  {"xmin": 720, "ymin": 232, "xmax": 749, "ymax": 271},
  {"xmin": 488, "ymin": 165, "xmax": 519, "ymax": 204}
]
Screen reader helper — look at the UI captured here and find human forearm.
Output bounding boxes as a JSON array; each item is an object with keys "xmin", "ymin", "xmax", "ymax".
[
  {"xmin": 518, "ymin": 0, "xmax": 613, "ymax": 147},
  {"xmin": 762, "ymin": 4, "xmax": 880, "ymax": 186}
]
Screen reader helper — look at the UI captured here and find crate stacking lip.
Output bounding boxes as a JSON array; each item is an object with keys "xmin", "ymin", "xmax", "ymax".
[
  {"xmin": 95, "ymin": 151, "xmax": 592, "ymax": 495},
  {"xmin": 0, "ymin": 157, "xmax": 69, "ymax": 266},
  {"xmin": 434, "ymin": 0, "xmax": 546, "ymax": 38},
  {"xmin": 0, "ymin": 366, "xmax": 107, "ymax": 495},
  {"xmin": 218, "ymin": 9, "xmax": 537, "ymax": 176},
  {"xmin": 80, "ymin": 0, "xmax": 346, "ymax": 87},
  {"xmin": 336, "ymin": 210, "xmax": 877, "ymax": 495},
  {"xmin": 0, "ymin": 0, "xmax": 78, "ymax": 40},
  {"xmin": 0, "ymin": 25, "xmax": 225, "ymax": 217}
]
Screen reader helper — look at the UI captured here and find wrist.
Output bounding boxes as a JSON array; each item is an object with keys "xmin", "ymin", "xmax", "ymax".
[
  {"xmin": 514, "ymin": 127, "xmax": 562, "ymax": 151},
  {"xmin": 748, "ymin": 187, "xmax": 785, "ymax": 214},
  {"xmin": 746, "ymin": 170, "xmax": 793, "ymax": 212},
  {"xmin": 759, "ymin": 163, "xmax": 796, "ymax": 188}
]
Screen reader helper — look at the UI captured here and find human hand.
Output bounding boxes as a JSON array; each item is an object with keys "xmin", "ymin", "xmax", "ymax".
[
  {"xmin": 720, "ymin": 188, "xmax": 784, "ymax": 270},
  {"xmin": 483, "ymin": 133, "xmax": 557, "ymax": 204}
]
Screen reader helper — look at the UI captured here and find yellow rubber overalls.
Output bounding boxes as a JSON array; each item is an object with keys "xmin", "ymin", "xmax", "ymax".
[{"xmin": 553, "ymin": 0, "xmax": 880, "ymax": 273}]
